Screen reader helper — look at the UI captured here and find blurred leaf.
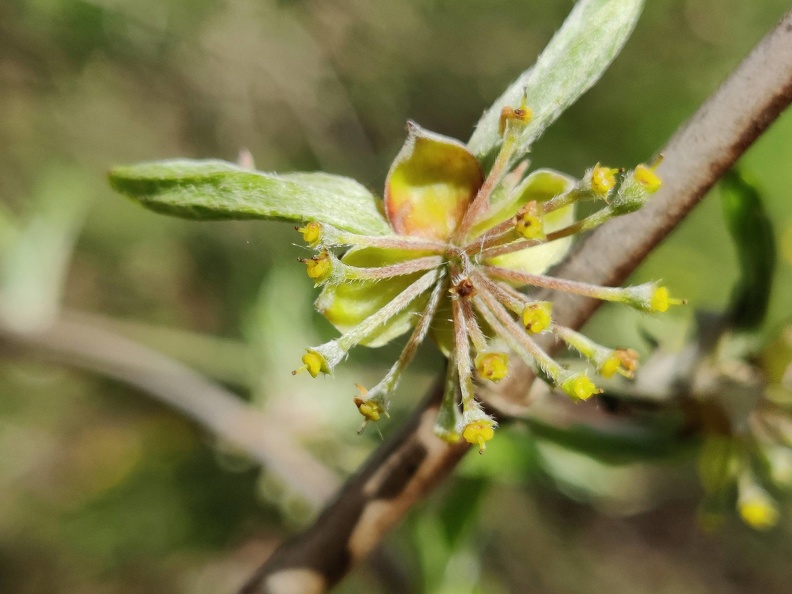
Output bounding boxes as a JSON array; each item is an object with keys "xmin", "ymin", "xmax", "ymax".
[
  {"xmin": 438, "ymin": 477, "xmax": 489, "ymax": 548},
  {"xmin": 719, "ymin": 169, "xmax": 776, "ymax": 330},
  {"xmin": 467, "ymin": 0, "xmax": 643, "ymax": 169},
  {"xmin": 109, "ymin": 160, "xmax": 391, "ymax": 236},
  {"xmin": 697, "ymin": 436, "xmax": 739, "ymax": 494},
  {"xmin": 526, "ymin": 411, "xmax": 688, "ymax": 466},
  {"xmin": 0, "ymin": 164, "xmax": 92, "ymax": 332}
]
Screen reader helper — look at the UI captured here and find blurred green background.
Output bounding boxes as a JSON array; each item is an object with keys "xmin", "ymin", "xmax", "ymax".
[{"xmin": 2, "ymin": 0, "xmax": 792, "ymax": 592}]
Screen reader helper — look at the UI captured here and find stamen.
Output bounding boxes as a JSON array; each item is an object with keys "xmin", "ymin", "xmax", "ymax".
[
  {"xmin": 451, "ymin": 296, "xmax": 476, "ymax": 409},
  {"xmin": 343, "ymin": 255, "xmax": 445, "ymax": 281},
  {"xmin": 353, "ymin": 272, "xmax": 447, "ymax": 422},
  {"xmin": 433, "ymin": 351, "xmax": 463, "ymax": 442},
  {"xmin": 297, "ymin": 270, "xmax": 441, "ymax": 377},
  {"xmin": 484, "ymin": 265, "xmax": 637, "ymax": 303},
  {"xmin": 319, "ymin": 225, "xmax": 447, "ymax": 253}
]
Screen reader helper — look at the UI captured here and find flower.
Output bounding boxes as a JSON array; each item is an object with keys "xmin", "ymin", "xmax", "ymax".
[
  {"xmin": 293, "ymin": 110, "xmax": 679, "ymax": 445},
  {"xmin": 108, "ymin": 0, "xmax": 672, "ymax": 450}
]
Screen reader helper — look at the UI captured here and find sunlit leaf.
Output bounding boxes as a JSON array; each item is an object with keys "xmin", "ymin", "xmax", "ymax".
[
  {"xmin": 110, "ymin": 159, "xmax": 391, "ymax": 236},
  {"xmin": 468, "ymin": 0, "xmax": 644, "ymax": 169}
]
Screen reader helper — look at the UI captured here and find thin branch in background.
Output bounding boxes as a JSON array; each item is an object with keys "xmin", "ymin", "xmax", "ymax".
[
  {"xmin": 0, "ymin": 309, "xmax": 340, "ymax": 507},
  {"xmin": 237, "ymin": 9, "xmax": 792, "ymax": 594}
]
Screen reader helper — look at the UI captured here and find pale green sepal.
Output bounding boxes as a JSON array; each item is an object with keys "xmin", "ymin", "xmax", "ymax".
[
  {"xmin": 486, "ymin": 203, "xmax": 576, "ymax": 275},
  {"xmin": 467, "ymin": 0, "xmax": 643, "ymax": 166},
  {"xmin": 109, "ymin": 159, "xmax": 391, "ymax": 236},
  {"xmin": 315, "ymin": 246, "xmax": 433, "ymax": 347},
  {"xmin": 385, "ymin": 122, "xmax": 482, "ymax": 241},
  {"xmin": 471, "ymin": 168, "xmax": 575, "ymax": 237}
]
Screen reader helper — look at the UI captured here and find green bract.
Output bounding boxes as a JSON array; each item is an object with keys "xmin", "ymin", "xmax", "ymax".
[{"xmin": 109, "ymin": 0, "xmax": 678, "ymax": 452}]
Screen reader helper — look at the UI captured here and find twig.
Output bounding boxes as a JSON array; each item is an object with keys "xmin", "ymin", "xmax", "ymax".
[
  {"xmin": 0, "ymin": 310, "xmax": 339, "ymax": 507},
  {"xmin": 238, "ymin": 10, "xmax": 792, "ymax": 594}
]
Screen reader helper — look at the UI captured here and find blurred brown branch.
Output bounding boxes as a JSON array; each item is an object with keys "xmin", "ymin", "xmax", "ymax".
[
  {"xmin": 238, "ymin": 9, "xmax": 792, "ymax": 594},
  {"xmin": 0, "ymin": 309, "xmax": 340, "ymax": 507}
]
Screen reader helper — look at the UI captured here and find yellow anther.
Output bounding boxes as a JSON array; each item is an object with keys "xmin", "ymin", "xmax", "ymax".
[
  {"xmin": 561, "ymin": 374, "xmax": 601, "ymax": 401},
  {"xmin": 590, "ymin": 164, "xmax": 619, "ymax": 197},
  {"xmin": 514, "ymin": 201, "xmax": 545, "ymax": 240},
  {"xmin": 296, "ymin": 221, "xmax": 322, "ymax": 246},
  {"xmin": 522, "ymin": 301, "xmax": 552, "ymax": 333},
  {"xmin": 300, "ymin": 250, "xmax": 332, "ymax": 281},
  {"xmin": 292, "ymin": 351, "xmax": 326, "ymax": 378},
  {"xmin": 739, "ymin": 497, "xmax": 779, "ymax": 531},
  {"xmin": 498, "ymin": 105, "xmax": 533, "ymax": 136},
  {"xmin": 475, "ymin": 352, "xmax": 509, "ymax": 383},
  {"xmin": 634, "ymin": 163, "xmax": 662, "ymax": 194},
  {"xmin": 462, "ymin": 420, "xmax": 496, "ymax": 454},
  {"xmin": 599, "ymin": 348, "xmax": 639, "ymax": 378},
  {"xmin": 649, "ymin": 286, "xmax": 686, "ymax": 313}
]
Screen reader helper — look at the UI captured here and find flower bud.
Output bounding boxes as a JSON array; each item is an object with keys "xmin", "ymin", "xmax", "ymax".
[
  {"xmin": 561, "ymin": 373, "xmax": 600, "ymax": 401},
  {"xmin": 514, "ymin": 201, "xmax": 545, "ymax": 240},
  {"xmin": 522, "ymin": 301, "xmax": 553, "ymax": 333},
  {"xmin": 475, "ymin": 352, "xmax": 509, "ymax": 383}
]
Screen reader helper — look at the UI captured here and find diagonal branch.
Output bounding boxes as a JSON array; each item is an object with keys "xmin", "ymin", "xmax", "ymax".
[
  {"xmin": 0, "ymin": 309, "xmax": 340, "ymax": 507},
  {"xmin": 238, "ymin": 10, "xmax": 792, "ymax": 594}
]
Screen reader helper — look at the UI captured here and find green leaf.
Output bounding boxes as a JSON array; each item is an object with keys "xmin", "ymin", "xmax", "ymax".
[
  {"xmin": 467, "ymin": 0, "xmax": 644, "ymax": 167},
  {"xmin": 109, "ymin": 159, "xmax": 391, "ymax": 236},
  {"xmin": 719, "ymin": 169, "xmax": 776, "ymax": 330}
]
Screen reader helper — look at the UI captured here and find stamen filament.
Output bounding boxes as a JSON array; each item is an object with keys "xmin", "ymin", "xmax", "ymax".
[
  {"xmin": 472, "ymin": 282, "xmax": 565, "ymax": 381},
  {"xmin": 459, "ymin": 299, "xmax": 488, "ymax": 353},
  {"xmin": 344, "ymin": 255, "xmax": 445, "ymax": 281},
  {"xmin": 454, "ymin": 132, "xmax": 519, "ymax": 242},
  {"xmin": 477, "ymin": 236, "xmax": 543, "ymax": 260},
  {"xmin": 483, "ymin": 265, "xmax": 628, "ymax": 303},
  {"xmin": 336, "ymin": 270, "xmax": 440, "ymax": 351},
  {"xmin": 360, "ymin": 271, "xmax": 447, "ymax": 402},
  {"xmin": 451, "ymin": 295, "xmax": 477, "ymax": 409},
  {"xmin": 433, "ymin": 352, "xmax": 463, "ymax": 442},
  {"xmin": 324, "ymin": 228, "xmax": 447, "ymax": 253}
]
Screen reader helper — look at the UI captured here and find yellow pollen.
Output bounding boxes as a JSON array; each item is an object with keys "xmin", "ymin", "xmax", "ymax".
[
  {"xmin": 296, "ymin": 221, "xmax": 322, "ymax": 245},
  {"xmin": 562, "ymin": 374, "xmax": 600, "ymax": 401},
  {"xmin": 475, "ymin": 352, "xmax": 509, "ymax": 383},
  {"xmin": 649, "ymin": 287, "xmax": 686, "ymax": 313},
  {"xmin": 498, "ymin": 105, "xmax": 533, "ymax": 136},
  {"xmin": 292, "ymin": 351, "xmax": 326, "ymax": 378},
  {"xmin": 462, "ymin": 420, "xmax": 495, "ymax": 454},
  {"xmin": 634, "ymin": 163, "xmax": 662, "ymax": 193},
  {"xmin": 599, "ymin": 348, "xmax": 639, "ymax": 378},
  {"xmin": 515, "ymin": 202, "xmax": 545, "ymax": 240},
  {"xmin": 590, "ymin": 164, "xmax": 618, "ymax": 197},
  {"xmin": 522, "ymin": 302, "xmax": 552, "ymax": 333},
  {"xmin": 739, "ymin": 498, "xmax": 779, "ymax": 531},
  {"xmin": 301, "ymin": 251, "xmax": 332, "ymax": 281}
]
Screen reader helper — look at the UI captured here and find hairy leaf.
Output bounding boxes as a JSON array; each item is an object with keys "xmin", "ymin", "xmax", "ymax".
[
  {"xmin": 110, "ymin": 159, "xmax": 391, "ymax": 236},
  {"xmin": 468, "ymin": 0, "xmax": 644, "ymax": 168}
]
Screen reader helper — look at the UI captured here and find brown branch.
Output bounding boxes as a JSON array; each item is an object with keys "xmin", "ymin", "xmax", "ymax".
[
  {"xmin": 0, "ymin": 310, "xmax": 340, "ymax": 507},
  {"xmin": 238, "ymin": 10, "xmax": 792, "ymax": 594}
]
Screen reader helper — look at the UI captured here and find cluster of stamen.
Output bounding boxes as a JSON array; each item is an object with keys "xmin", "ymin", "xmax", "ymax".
[{"xmin": 292, "ymin": 103, "xmax": 684, "ymax": 453}]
